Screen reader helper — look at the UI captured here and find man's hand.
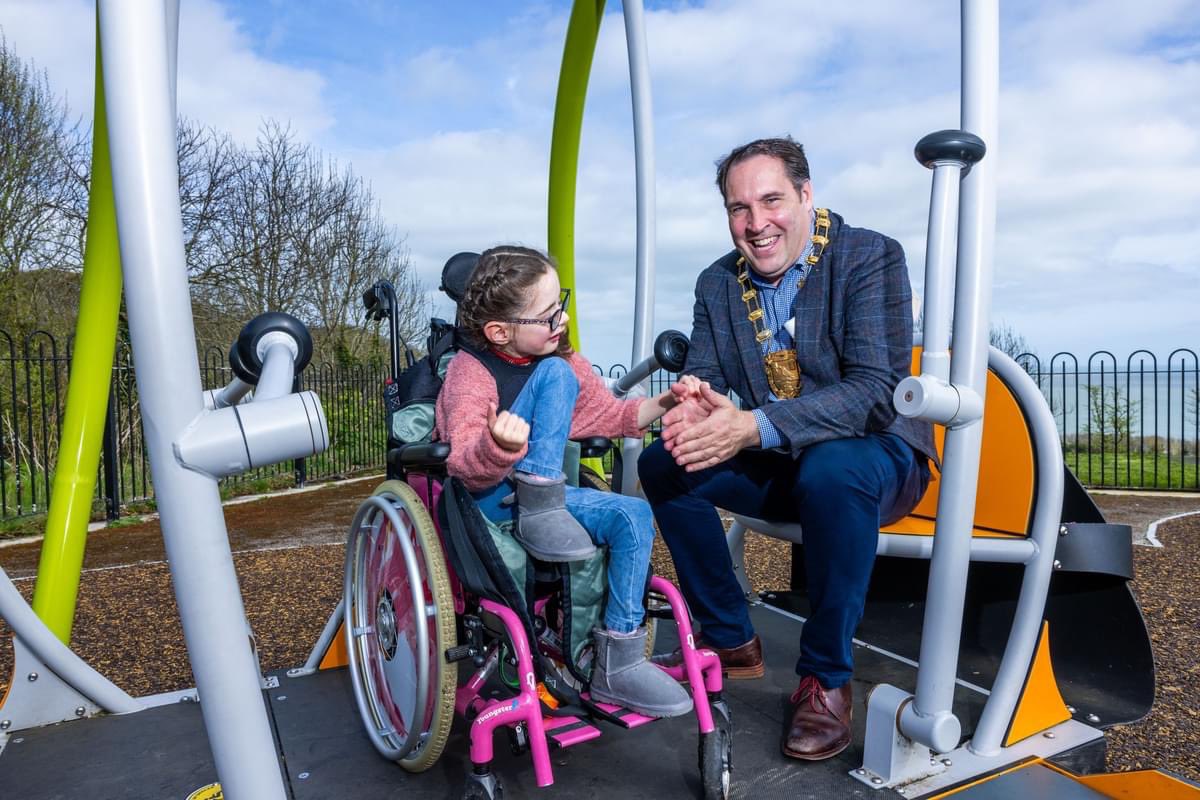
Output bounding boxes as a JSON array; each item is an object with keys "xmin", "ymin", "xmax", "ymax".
[
  {"xmin": 488, "ymin": 403, "xmax": 529, "ymax": 452},
  {"xmin": 662, "ymin": 384, "xmax": 760, "ymax": 471}
]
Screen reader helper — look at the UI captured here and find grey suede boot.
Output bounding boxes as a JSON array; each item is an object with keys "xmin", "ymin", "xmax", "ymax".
[
  {"xmin": 513, "ymin": 472, "xmax": 597, "ymax": 562},
  {"xmin": 590, "ymin": 628, "xmax": 693, "ymax": 718}
]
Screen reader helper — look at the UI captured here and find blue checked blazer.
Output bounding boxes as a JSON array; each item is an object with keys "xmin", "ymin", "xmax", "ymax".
[{"xmin": 684, "ymin": 211, "xmax": 938, "ymax": 466}]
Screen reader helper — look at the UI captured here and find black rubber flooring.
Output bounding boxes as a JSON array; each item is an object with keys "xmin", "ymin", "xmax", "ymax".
[{"xmin": 0, "ymin": 601, "xmax": 987, "ymax": 799}]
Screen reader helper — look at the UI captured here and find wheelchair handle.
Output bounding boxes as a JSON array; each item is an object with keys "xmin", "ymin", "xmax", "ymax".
[{"xmin": 612, "ymin": 330, "xmax": 690, "ymax": 398}]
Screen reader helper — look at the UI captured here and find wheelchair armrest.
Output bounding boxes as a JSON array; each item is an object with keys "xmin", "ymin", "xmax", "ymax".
[
  {"xmin": 575, "ymin": 436, "xmax": 612, "ymax": 459},
  {"xmin": 388, "ymin": 442, "xmax": 451, "ymax": 469}
]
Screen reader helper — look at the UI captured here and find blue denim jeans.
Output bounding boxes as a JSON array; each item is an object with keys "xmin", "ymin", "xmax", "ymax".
[
  {"xmin": 638, "ymin": 433, "xmax": 929, "ymax": 688},
  {"xmin": 472, "ymin": 357, "xmax": 655, "ymax": 633}
]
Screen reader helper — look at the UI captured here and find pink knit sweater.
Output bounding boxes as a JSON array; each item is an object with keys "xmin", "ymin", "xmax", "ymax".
[{"xmin": 435, "ymin": 350, "xmax": 645, "ymax": 491}]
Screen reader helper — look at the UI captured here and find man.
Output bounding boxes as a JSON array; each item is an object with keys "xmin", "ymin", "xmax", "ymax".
[{"xmin": 638, "ymin": 137, "xmax": 936, "ymax": 761}]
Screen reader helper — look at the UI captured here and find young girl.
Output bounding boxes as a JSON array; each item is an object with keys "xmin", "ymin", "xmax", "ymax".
[{"xmin": 435, "ymin": 245, "xmax": 696, "ymax": 718}]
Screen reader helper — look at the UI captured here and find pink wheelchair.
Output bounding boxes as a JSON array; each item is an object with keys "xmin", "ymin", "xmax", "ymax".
[{"xmin": 340, "ymin": 274, "xmax": 733, "ymax": 799}]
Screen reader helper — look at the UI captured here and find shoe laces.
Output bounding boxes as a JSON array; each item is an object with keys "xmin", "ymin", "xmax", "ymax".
[{"xmin": 791, "ymin": 675, "xmax": 838, "ymax": 719}]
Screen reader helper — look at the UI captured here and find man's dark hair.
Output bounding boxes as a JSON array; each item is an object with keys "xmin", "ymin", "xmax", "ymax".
[{"xmin": 715, "ymin": 136, "xmax": 810, "ymax": 201}]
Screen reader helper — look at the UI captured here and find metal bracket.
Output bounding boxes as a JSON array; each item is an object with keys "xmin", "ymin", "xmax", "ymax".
[
  {"xmin": 852, "ymin": 684, "xmax": 942, "ymax": 790},
  {"xmin": 0, "ymin": 637, "xmax": 102, "ymax": 740}
]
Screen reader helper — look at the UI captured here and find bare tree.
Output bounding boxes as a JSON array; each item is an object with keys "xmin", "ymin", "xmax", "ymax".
[
  {"xmin": 0, "ymin": 36, "xmax": 89, "ymax": 334},
  {"xmin": 178, "ymin": 120, "xmax": 426, "ymax": 363}
]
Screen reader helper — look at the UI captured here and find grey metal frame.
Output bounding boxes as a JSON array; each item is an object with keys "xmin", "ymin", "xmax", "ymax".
[
  {"xmin": 51, "ymin": 3, "xmax": 330, "ymax": 796},
  {"xmin": 617, "ymin": 0, "xmax": 657, "ymax": 497},
  {"xmin": 855, "ymin": 0, "xmax": 1072, "ymax": 788}
]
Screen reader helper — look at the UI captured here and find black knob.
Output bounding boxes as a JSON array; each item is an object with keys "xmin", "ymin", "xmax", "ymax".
[
  {"xmin": 914, "ymin": 130, "xmax": 986, "ymax": 172},
  {"xmin": 230, "ymin": 312, "xmax": 314, "ymax": 384},
  {"xmin": 653, "ymin": 329, "xmax": 690, "ymax": 373}
]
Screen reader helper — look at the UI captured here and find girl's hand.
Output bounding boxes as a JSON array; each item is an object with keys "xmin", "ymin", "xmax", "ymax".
[
  {"xmin": 671, "ymin": 374, "xmax": 707, "ymax": 404},
  {"xmin": 488, "ymin": 403, "xmax": 529, "ymax": 452}
]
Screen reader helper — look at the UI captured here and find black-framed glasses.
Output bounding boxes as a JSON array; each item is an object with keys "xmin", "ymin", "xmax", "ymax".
[{"xmin": 507, "ymin": 288, "xmax": 570, "ymax": 330}]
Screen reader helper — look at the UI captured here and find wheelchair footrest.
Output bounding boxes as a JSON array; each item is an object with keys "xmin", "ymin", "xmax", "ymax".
[
  {"xmin": 543, "ymin": 715, "xmax": 603, "ymax": 749},
  {"xmin": 581, "ymin": 695, "xmax": 657, "ymax": 730}
]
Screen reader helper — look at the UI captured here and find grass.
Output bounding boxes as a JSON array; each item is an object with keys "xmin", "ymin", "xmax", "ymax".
[{"xmin": 1064, "ymin": 450, "xmax": 1200, "ymax": 490}]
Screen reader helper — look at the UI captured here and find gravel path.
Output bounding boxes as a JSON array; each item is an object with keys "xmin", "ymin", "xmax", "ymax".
[{"xmin": 1, "ymin": 478, "xmax": 1195, "ymax": 780}]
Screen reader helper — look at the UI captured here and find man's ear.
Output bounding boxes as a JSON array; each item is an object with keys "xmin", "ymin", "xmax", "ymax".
[{"xmin": 482, "ymin": 320, "xmax": 510, "ymax": 347}]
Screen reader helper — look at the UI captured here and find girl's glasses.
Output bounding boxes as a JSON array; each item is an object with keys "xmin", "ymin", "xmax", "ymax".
[{"xmin": 507, "ymin": 288, "xmax": 570, "ymax": 331}]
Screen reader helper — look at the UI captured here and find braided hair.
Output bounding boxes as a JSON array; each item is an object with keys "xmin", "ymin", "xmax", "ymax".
[{"xmin": 458, "ymin": 245, "xmax": 573, "ymax": 358}]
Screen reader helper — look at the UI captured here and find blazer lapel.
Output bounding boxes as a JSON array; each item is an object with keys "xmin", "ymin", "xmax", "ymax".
[{"xmin": 726, "ymin": 274, "xmax": 771, "ymax": 406}]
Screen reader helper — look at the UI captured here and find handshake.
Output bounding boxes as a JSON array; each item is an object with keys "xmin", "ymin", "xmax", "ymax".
[{"xmin": 662, "ymin": 375, "xmax": 760, "ymax": 472}]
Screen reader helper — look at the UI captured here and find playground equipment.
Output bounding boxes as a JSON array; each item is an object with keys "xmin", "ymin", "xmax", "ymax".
[{"xmin": 1, "ymin": 0, "xmax": 1197, "ymax": 798}]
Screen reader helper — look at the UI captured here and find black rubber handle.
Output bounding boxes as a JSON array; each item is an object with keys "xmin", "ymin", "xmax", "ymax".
[
  {"xmin": 230, "ymin": 312, "xmax": 314, "ymax": 383},
  {"xmin": 653, "ymin": 329, "xmax": 690, "ymax": 373},
  {"xmin": 914, "ymin": 130, "xmax": 986, "ymax": 171}
]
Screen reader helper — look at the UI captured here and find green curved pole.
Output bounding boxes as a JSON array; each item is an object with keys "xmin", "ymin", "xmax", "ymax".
[
  {"xmin": 32, "ymin": 27, "xmax": 124, "ymax": 643},
  {"xmin": 547, "ymin": 0, "xmax": 605, "ymax": 352}
]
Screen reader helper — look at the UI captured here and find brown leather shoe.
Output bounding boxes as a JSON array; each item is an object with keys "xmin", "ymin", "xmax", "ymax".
[
  {"xmin": 782, "ymin": 675, "xmax": 852, "ymax": 761},
  {"xmin": 651, "ymin": 634, "xmax": 765, "ymax": 680}
]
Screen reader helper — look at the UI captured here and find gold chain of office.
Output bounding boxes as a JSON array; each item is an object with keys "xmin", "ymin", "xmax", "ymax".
[{"xmin": 735, "ymin": 207, "xmax": 831, "ymax": 399}]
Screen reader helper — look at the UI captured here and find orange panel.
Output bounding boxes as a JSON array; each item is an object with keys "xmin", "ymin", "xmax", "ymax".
[
  {"xmin": 1071, "ymin": 769, "xmax": 1200, "ymax": 798},
  {"xmin": 1004, "ymin": 621, "xmax": 1071, "ymax": 746},
  {"xmin": 318, "ymin": 620, "xmax": 350, "ymax": 670},
  {"xmin": 883, "ymin": 348, "xmax": 1036, "ymax": 538}
]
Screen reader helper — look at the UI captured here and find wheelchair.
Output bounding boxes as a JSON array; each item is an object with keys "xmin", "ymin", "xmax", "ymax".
[{"xmin": 341, "ymin": 270, "xmax": 733, "ymax": 800}]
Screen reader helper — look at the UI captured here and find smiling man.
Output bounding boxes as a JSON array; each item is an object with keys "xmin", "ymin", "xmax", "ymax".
[{"xmin": 638, "ymin": 137, "xmax": 937, "ymax": 762}]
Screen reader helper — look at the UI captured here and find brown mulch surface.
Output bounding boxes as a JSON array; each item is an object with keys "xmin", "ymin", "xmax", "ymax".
[
  {"xmin": 1105, "ymin": 513, "xmax": 1200, "ymax": 779},
  {"xmin": 1, "ymin": 479, "xmax": 1196, "ymax": 782}
]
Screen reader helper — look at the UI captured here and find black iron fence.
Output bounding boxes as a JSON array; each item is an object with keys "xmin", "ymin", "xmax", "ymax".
[
  {"xmin": 1, "ymin": 330, "xmax": 387, "ymax": 523},
  {"xmin": 1015, "ymin": 350, "xmax": 1198, "ymax": 491},
  {"xmin": 2, "ymin": 336, "xmax": 1196, "ymax": 524}
]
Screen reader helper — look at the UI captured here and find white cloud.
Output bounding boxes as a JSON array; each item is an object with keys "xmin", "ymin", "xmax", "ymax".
[
  {"xmin": 0, "ymin": 0, "xmax": 330, "ymax": 144},
  {"xmin": 3, "ymin": 0, "xmax": 1197, "ymax": 367}
]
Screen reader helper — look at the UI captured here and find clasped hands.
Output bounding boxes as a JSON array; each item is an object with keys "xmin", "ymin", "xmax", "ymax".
[{"xmin": 662, "ymin": 376, "xmax": 760, "ymax": 472}]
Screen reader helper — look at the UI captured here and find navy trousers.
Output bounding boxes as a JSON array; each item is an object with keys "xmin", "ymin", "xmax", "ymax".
[{"xmin": 638, "ymin": 433, "xmax": 929, "ymax": 689}]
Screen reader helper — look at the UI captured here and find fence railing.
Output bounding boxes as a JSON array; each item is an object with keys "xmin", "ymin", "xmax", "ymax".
[
  {"xmin": 2, "ymin": 336, "xmax": 1196, "ymax": 524},
  {"xmin": 1015, "ymin": 350, "xmax": 1198, "ymax": 491}
]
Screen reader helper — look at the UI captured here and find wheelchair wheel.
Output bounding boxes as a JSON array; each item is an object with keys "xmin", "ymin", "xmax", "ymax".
[
  {"xmin": 344, "ymin": 479, "xmax": 457, "ymax": 772},
  {"xmin": 699, "ymin": 698, "xmax": 733, "ymax": 800}
]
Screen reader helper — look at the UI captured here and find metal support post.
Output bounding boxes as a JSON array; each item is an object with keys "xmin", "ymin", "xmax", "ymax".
[{"xmin": 97, "ymin": 2, "xmax": 288, "ymax": 797}]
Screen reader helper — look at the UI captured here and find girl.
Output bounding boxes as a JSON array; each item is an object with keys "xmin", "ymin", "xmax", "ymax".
[{"xmin": 435, "ymin": 245, "xmax": 696, "ymax": 718}]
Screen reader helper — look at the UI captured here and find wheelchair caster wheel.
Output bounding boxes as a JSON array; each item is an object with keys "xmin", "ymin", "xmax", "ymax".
[
  {"xmin": 463, "ymin": 769, "xmax": 503, "ymax": 800},
  {"xmin": 699, "ymin": 699, "xmax": 732, "ymax": 800}
]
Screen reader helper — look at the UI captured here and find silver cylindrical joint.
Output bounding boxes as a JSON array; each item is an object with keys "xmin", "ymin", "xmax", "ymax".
[
  {"xmin": 175, "ymin": 391, "xmax": 329, "ymax": 479},
  {"xmin": 894, "ymin": 376, "xmax": 983, "ymax": 428},
  {"xmin": 895, "ymin": 375, "xmax": 960, "ymax": 422},
  {"xmin": 204, "ymin": 376, "xmax": 253, "ymax": 411},
  {"xmin": 900, "ymin": 702, "xmax": 962, "ymax": 754}
]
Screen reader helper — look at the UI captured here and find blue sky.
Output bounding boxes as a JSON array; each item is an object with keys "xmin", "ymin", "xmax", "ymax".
[{"xmin": 2, "ymin": 0, "xmax": 1198, "ymax": 370}]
